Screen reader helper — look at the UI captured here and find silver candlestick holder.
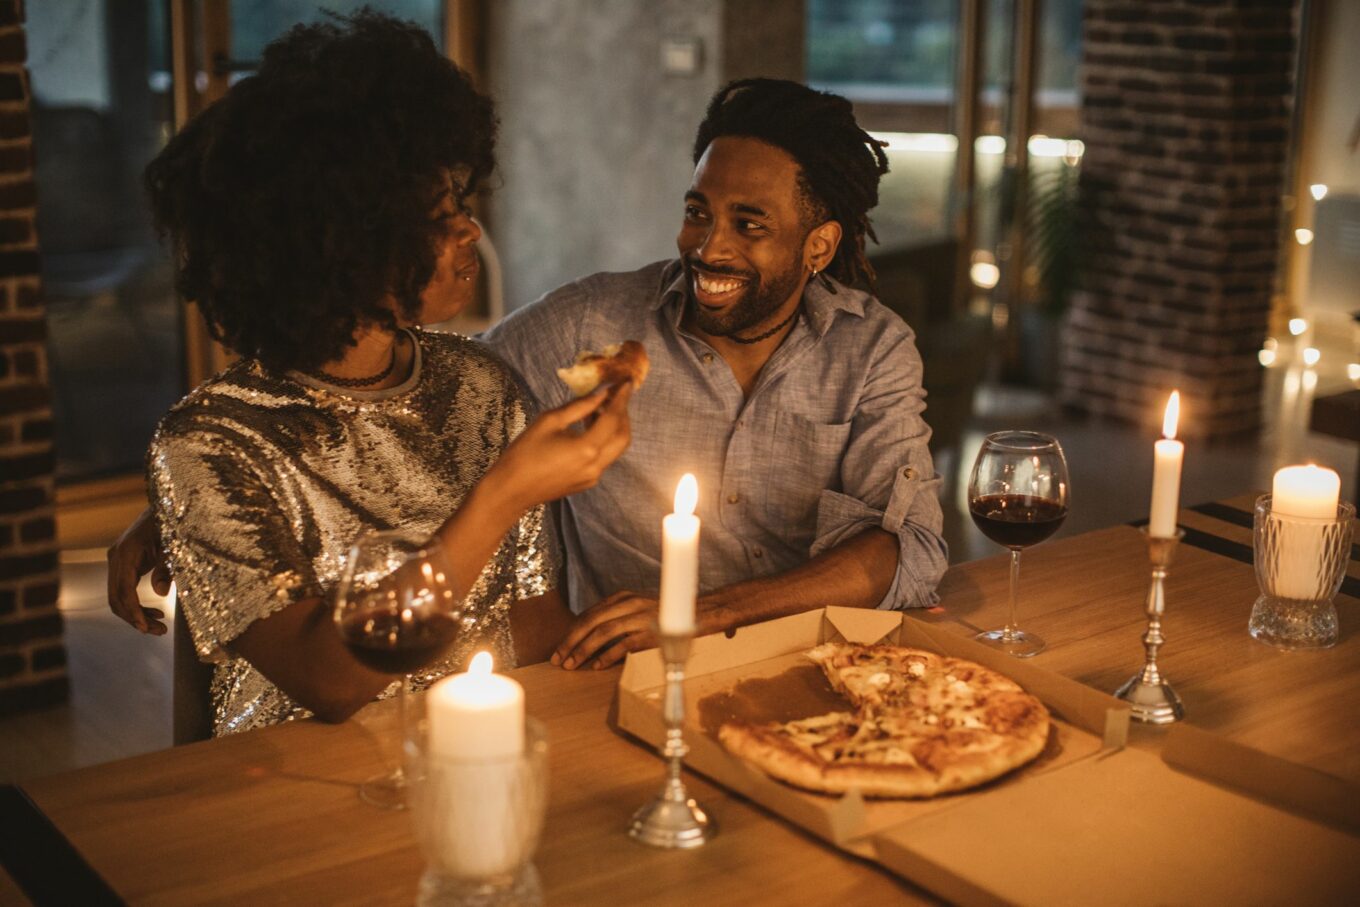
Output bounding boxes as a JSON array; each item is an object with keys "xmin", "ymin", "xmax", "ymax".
[
  {"xmin": 1114, "ymin": 528, "xmax": 1186, "ymax": 724},
  {"xmin": 628, "ymin": 631, "xmax": 715, "ymax": 848}
]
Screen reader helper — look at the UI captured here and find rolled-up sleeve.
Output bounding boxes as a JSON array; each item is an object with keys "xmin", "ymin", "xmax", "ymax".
[{"xmin": 808, "ymin": 324, "xmax": 948, "ymax": 609}]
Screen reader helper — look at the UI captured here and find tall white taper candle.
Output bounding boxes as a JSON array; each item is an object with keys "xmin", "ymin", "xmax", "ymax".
[
  {"xmin": 659, "ymin": 474, "xmax": 699, "ymax": 635},
  {"xmin": 1149, "ymin": 391, "xmax": 1184, "ymax": 538}
]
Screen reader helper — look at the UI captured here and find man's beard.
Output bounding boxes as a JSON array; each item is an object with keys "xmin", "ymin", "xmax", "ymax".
[{"xmin": 685, "ymin": 257, "xmax": 804, "ymax": 338}]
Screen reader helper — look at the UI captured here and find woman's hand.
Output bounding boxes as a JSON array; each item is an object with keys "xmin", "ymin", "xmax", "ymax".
[
  {"xmin": 489, "ymin": 384, "xmax": 633, "ymax": 512},
  {"xmin": 107, "ymin": 506, "xmax": 172, "ymax": 635}
]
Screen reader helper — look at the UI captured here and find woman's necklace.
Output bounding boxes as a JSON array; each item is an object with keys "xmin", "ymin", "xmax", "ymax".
[{"xmin": 308, "ymin": 338, "xmax": 400, "ymax": 388}]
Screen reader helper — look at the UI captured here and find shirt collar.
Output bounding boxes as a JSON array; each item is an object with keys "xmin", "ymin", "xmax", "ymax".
[{"xmin": 654, "ymin": 258, "xmax": 868, "ymax": 338}]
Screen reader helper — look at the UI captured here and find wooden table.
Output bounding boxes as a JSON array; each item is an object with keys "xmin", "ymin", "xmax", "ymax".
[{"xmin": 4, "ymin": 496, "xmax": 1358, "ymax": 905}]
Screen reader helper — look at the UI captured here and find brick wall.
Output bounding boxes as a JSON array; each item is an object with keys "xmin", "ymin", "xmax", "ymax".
[
  {"xmin": 0, "ymin": 0, "xmax": 64, "ymax": 715},
  {"xmin": 1060, "ymin": 0, "xmax": 1298, "ymax": 439}
]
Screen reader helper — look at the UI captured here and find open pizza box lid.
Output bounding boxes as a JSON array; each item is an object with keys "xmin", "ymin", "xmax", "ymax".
[{"xmin": 616, "ymin": 607, "xmax": 1360, "ymax": 905}]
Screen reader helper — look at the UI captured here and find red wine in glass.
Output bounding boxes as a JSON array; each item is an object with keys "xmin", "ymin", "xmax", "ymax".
[
  {"xmin": 968, "ymin": 431, "xmax": 1071, "ymax": 657},
  {"xmin": 969, "ymin": 495, "xmax": 1068, "ymax": 549},
  {"xmin": 339, "ymin": 608, "xmax": 460, "ymax": 675},
  {"xmin": 333, "ymin": 532, "xmax": 461, "ymax": 809}
]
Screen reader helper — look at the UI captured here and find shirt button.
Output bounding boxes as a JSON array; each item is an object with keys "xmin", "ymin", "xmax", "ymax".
[
  {"xmin": 727, "ymin": 493, "xmax": 740, "ymax": 504},
  {"xmin": 753, "ymin": 546, "xmax": 763, "ymax": 559},
  {"xmin": 902, "ymin": 467, "xmax": 917, "ymax": 480},
  {"xmin": 702, "ymin": 353, "xmax": 714, "ymax": 364}
]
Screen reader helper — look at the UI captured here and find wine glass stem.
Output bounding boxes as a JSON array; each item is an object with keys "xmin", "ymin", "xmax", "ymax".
[
  {"xmin": 395, "ymin": 674, "xmax": 411, "ymax": 784},
  {"xmin": 1005, "ymin": 548, "xmax": 1022, "ymax": 639}
]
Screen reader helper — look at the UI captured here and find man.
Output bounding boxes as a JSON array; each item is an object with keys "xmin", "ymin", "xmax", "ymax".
[
  {"xmin": 109, "ymin": 78, "xmax": 947, "ymax": 668},
  {"xmin": 483, "ymin": 78, "xmax": 947, "ymax": 669}
]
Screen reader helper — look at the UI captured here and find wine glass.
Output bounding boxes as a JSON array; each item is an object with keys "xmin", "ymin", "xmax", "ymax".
[
  {"xmin": 334, "ymin": 530, "xmax": 462, "ymax": 809},
  {"xmin": 968, "ymin": 431, "xmax": 1070, "ymax": 657}
]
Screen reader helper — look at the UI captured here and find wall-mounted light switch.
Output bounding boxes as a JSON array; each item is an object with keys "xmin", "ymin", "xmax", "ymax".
[{"xmin": 660, "ymin": 36, "xmax": 703, "ymax": 76}]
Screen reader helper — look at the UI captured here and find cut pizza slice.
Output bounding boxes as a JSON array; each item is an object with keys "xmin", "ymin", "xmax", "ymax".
[
  {"xmin": 805, "ymin": 642, "xmax": 940, "ymax": 709},
  {"xmin": 556, "ymin": 340, "xmax": 650, "ymax": 396}
]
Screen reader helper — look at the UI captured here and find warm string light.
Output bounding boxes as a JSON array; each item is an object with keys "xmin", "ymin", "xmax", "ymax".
[{"xmin": 970, "ymin": 261, "xmax": 1000, "ymax": 289}]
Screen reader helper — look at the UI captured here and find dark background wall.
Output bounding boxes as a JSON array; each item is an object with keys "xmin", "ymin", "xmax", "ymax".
[{"xmin": 1060, "ymin": 0, "xmax": 1298, "ymax": 439}]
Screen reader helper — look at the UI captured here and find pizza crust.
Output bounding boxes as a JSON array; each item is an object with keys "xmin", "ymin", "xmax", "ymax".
[{"xmin": 719, "ymin": 644, "xmax": 1051, "ymax": 799}]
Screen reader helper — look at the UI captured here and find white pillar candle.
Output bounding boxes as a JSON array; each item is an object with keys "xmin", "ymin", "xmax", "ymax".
[
  {"xmin": 659, "ymin": 474, "xmax": 700, "ymax": 635},
  {"xmin": 1272, "ymin": 465, "xmax": 1340, "ymax": 519},
  {"xmin": 1148, "ymin": 391, "xmax": 1184, "ymax": 538},
  {"xmin": 427, "ymin": 651, "xmax": 524, "ymax": 759},
  {"xmin": 1269, "ymin": 465, "xmax": 1341, "ymax": 601},
  {"xmin": 422, "ymin": 652, "xmax": 526, "ymax": 879}
]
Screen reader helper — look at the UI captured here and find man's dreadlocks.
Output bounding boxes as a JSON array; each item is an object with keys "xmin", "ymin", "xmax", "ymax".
[{"xmin": 692, "ymin": 78, "xmax": 890, "ymax": 291}]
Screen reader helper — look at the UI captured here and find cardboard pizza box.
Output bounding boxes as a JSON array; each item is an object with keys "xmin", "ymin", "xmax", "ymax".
[{"xmin": 616, "ymin": 607, "xmax": 1360, "ymax": 906}]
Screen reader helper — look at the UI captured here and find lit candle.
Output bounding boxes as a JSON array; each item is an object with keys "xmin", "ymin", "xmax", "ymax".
[
  {"xmin": 1148, "ymin": 391, "xmax": 1184, "ymax": 538},
  {"xmin": 427, "ymin": 651, "xmax": 524, "ymax": 759},
  {"xmin": 659, "ymin": 474, "xmax": 700, "ymax": 635},
  {"xmin": 1272, "ymin": 465, "xmax": 1340, "ymax": 519},
  {"xmin": 1269, "ymin": 465, "xmax": 1341, "ymax": 601},
  {"xmin": 421, "ymin": 652, "xmax": 526, "ymax": 879}
]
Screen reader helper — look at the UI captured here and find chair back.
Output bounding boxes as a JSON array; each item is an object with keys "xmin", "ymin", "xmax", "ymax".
[{"xmin": 172, "ymin": 607, "xmax": 214, "ymax": 744}]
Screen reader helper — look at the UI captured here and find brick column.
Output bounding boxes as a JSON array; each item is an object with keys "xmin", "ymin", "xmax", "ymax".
[
  {"xmin": 0, "ymin": 0, "xmax": 64, "ymax": 715},
  {"xmin": 1060, "ymin": 0, "xmax": 1298, "ymax": 438}
]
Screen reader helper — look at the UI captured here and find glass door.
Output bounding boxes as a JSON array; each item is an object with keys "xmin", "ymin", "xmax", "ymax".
[
  {"xmin": 29, "ymin": 1, "xmax": 184, "ymax": 482},
  {"xmin": 29, "ymin": 1, "xmax": 454, "ymax": 487}
]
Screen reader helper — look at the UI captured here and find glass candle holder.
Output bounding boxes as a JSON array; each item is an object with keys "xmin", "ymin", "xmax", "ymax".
[
  {"xmin": 407, "ymin": 717, "xmax": 549, "ymax": 907},
  {"xmin": 1249, "ymin": 495, "xmax": 1355, "ymax": 650}
]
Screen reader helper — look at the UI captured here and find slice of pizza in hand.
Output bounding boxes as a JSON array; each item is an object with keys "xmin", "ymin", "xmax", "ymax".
[{"xmin": 556, "ymin": 341, "xmax": 650, "ymax": 396}]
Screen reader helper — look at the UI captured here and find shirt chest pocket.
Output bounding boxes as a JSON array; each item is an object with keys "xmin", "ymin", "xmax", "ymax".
[{"xmin": 760, "ymin": 411, "xmax": 854, "ymax": 530}]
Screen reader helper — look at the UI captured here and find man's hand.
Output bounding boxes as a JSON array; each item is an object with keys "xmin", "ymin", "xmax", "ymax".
[
  {"xmin": 551, "ymin": 591, "xmax": 660, "ymax": 670},
  {"xmin": 107, "ymin": 506, "xmax": 172, "ymax": 635}
]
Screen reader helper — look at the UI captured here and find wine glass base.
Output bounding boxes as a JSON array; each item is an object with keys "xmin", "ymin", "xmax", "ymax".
[
  {"xmin": 358, "ymin": 770, "xmax": 407, "ymax": 810},
  {"xmin": 417, "ymin": 863, "xmax": 542, "ymax": 907},
  {"xmin": 973, "ymin": 628, "xmax": 1046, "ymax": 658}
]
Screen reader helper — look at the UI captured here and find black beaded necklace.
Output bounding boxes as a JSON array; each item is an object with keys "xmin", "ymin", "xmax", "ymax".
[
  {"xmin": 729, "ymin": 304, "xmax": 801, "ymax": 345},
  {"xmin": 307, "ymin": 338, "xmax": 399, "ymax": 388}
]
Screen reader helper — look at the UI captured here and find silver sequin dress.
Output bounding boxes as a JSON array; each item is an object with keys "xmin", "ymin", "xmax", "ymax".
[{"xmin": 148, "ymin": 328, "xmax": 556, "ymax": 736}]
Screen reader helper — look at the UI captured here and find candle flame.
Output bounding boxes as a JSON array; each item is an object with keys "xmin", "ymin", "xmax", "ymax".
[
  {"xmin": 674, "ymin": 473, "xmax": 698, "ymax": 516},
  {"xmin": 469, "ymin": 651, "xmax": 494, "ymax": 675},
  {"xmin": 1162, "ymin": 391, "xmax": 1180, "ymax": 440}
]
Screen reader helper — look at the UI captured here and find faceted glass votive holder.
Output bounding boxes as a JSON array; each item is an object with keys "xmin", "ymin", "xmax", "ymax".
[
  {"xmin": 407, "ymin": 718, "xmax": 549, "ymax": 907},
  {"xmin": 1250, "ymin": 495, "xmax": 1355, "ymax": 650}
]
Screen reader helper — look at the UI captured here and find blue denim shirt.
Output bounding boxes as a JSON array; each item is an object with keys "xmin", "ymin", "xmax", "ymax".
[{"xmin": 480, "ymin": 259, "xmax": 947, "ymax": 613}]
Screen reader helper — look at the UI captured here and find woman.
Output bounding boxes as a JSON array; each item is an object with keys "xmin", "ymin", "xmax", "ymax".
[{"xmin": 122, "ymin": 12, "xmax": 630, "ymax": 736}]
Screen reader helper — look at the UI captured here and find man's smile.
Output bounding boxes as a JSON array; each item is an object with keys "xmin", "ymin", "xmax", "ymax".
[{"xmin": 689, "ymin": 265, "xmax": 752, "ymax": 306}]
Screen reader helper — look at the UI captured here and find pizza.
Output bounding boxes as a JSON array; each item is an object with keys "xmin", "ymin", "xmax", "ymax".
[
  {"xmin": 717, "ymin": 643, "xmax": 1050, "ymax": 798},
  {"xmin": 556, "ymin": 341, "xmax": 650, "ymax": 397}
]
